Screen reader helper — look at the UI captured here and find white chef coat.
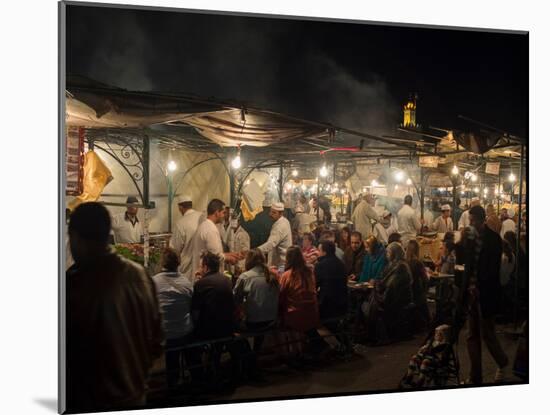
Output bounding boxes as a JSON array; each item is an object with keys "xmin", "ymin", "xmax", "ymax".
[
  {"xmin": 218, "ymin": 221, "xmax": 233, "ymax": 248},
  {"xmin": 111, "ymin": 212, "xmax": 143, "ymax": 243},
  {"xmin": 170, "ymin": 209, "xmax": 204, "ymax": 279},
  {"xmin": 373, "ymin": 223, "xmax": 389, "ymax": 245},
  {"xmin": 397, "ymin": 204, "xmax": 421, "ymax": 245},
  {"xmin": 258, "ymin": 216, "xmax": 292, "ymax": 267},
  {"xmin": 192, "ymin": 218, "xmax": 225, "ymax": 282},
  {"xmin": 431, "ymin": 215, "xmax": 454, "ymax": 233},
  {"xmin": 500, "ymin": 219, "xmax": 517, "ymax": 239},
  {"xmin": 352, "ymin": 200, "xmax": 379, "ymax": 240},
  {"xmin": 458, "ymin": 210, "xmax": 470, "ymax": 230},
  {"xmin": 229, "ymin": 226, "xmax": 251, "ymax": 272}
]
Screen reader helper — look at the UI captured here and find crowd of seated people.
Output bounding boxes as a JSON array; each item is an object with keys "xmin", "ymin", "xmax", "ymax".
[{"xmin": 67, "ymin": 196, "xmax": 527, "ymax": 411}]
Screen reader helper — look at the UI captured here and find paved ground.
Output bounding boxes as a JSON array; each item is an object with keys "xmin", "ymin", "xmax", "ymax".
[{"xmin": 147, "ymin": 322, "xmax": 526, "ymax": 408}]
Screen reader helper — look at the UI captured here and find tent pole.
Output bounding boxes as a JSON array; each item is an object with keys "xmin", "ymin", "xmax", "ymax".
[
  {"xmin": 278, "ymin": 162, "xmax": 284, "ymax": 202},
  {"xmin": 513, "ymin": 143, "xmax": 525, "ymax": 329},
  {"xmin": 142, "ymin": 134, "xmax": 150, "ymax": 268},
  {"xmin": 420, "ymin": 168, "xmax": 425, "ymax": 221}
]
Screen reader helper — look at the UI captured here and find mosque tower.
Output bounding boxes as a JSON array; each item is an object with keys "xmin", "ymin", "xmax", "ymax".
[{"xmin": 402, "ymin": 93, "xmax": 418, "ymax": 128}]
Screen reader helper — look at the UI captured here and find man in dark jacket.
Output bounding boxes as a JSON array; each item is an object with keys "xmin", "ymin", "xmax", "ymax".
[
  {"xmin": 312, "ymin": 240, "xmax": 351, "ymax": 353},
  {"xmin": 315, "ymin": 240, "xmax": 348, "ymax": 319},
  {"xmin": 464, "ymin": 205, "xmax": 508, "ymax": 384},
  {"xmin": 66, "ymin": 203, "xmax": 163, "ymax": 413},
  {"xmin": 241, "ymin": 203, "xmax": 274, "ymax": 248},
  {"xmin": 192, "ymin": 252, "xmax": 235, "ymax": 340},
  {"xmin": 343, "ymin": 231, "xmax": 367, "ymax": 279},
  {"xmin": 189, "ymin": 252, "xmax": 252, "ymax": 382}
]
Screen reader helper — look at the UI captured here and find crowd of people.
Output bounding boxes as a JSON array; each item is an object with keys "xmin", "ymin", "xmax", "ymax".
[{"xmin": 65, "ymin": 190, "xmax": 526, "ymax": 411}]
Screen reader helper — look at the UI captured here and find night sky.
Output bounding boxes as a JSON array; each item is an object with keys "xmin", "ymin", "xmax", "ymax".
[{"xmin": 66, "ymin": 4, "xmax": 528, "ymax": 138}]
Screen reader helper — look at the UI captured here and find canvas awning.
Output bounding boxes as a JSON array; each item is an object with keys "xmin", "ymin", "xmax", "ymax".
[{"xmin": 66, "ymin": 76, "xmax": 329, "ymax": 147}]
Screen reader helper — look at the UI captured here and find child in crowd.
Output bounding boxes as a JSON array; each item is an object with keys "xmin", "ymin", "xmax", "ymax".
[{"xmin": 403, "ymin": 324, "xmax": 451, "ymax": 387}]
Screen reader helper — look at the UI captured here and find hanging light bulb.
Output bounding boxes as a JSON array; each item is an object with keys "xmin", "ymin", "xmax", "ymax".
[
  {"xmin": 301, "ymin": 184, "xmax": 307, "ymax": 191},
  {"xmin": 394, "ymin": 184, "xmax": 399, "ymax": 190},
  {"xmin": 406, "ymin": 178, "xmax": 412, "ymax": 185},
  {"xmin": 371, "ymin": 179, "xmax": 378, "ymax": 187},
  {"xmin": 320, "ymin": 164, "xmax": 328, "ymax": 177},
  {"xmin": 340, "ymin": 189, "xmax": 345, "ymax": 195},
  {"xmin": 167, "ymin": 160, "xmax": 177, "ymax": 172},
  {"xmin": 471, "ymin": 173, "xmax": 478, "ymax": 182},
  {"xmin": 231, "ymin": 147, "xmax": 242, "ymax": 169},
  {"xmin": 451, "ymin": 165, "xmax": 459, "ymax": 175},
  {"xmin": 474, "ymin": 187, "xmax": 480, "ymax": 193},
  {"xmin": 509, "ymin": 172, "xmax": 516, "ymax": 182},
  {"xmin": 483, "ymin": 188, "xmax": 488, "ymax": 195},
  {"xmin": 394, "ymin": 170, "xmax": 405, "ymax": 182},
  {"xmin": 292, "ymin": 169, "xmax": 298, "ymax": 177}
]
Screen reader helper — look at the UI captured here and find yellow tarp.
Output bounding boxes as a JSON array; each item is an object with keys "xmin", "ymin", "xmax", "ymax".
[{"xmin": 68, "ymin": 150, "xmax": 113, "ymax": 211}]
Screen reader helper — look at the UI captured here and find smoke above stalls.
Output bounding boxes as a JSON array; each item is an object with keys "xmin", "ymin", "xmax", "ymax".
[{"xmin": 67, "ymin": 7, "xmax": 400, "ymax": 137}]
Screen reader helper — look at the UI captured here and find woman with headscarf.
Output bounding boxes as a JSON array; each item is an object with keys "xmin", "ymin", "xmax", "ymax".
[
  {"xmin": 364, "ymin": 242, "xmax": 413, "ymax": 343},
  {"xmin": 357, "ymin": 236, "xmax": 387, "ymax": 282},
  {"xmin": 380, "ymin": 243, "xmax": 414, "ymax": 330}
]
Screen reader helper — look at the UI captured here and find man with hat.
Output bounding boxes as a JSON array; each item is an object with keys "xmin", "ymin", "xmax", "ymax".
[
  {"xmin": 500, "ymin": 207, "xmax": 517, "ymax": 239},
  {"xmin": 258, "ymin": 202, "xmax": 292, "ymax": 267},
  {"xmin": 431, "ymin": 204, "xmax": 454, "ymax": 233},
  {"xmin": 241, "ymin": 196, "xmax": 274, "ymax": 248},
  {"xmin": 170, "ymin": 194, "xmax": 204, "ymax": 279},
  {"xmin": 292, "ymin": 203, "xmax": 316, "ymax": 236},
  {"xmin": 229, "ymin": 215, "xmax": 250, "ymax": 275},
  {"xmin": 458, "ymin": 197, "xmax": 480, "ymax": 230},
  {"xmin": 111, "ymin": 196, "xmax": 143, "ymax": 243},
  {"xmin": 351, "ymin": 193, "xmax": 379, "ymax": 240},
  {"xmin": 373, "ymin": 210, "xmax": 393, "ymax": 245}
]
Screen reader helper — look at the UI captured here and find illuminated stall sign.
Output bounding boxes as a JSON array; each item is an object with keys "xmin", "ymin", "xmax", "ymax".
[
  {"xmin": 419, "ymin": 156, "xmax": 439, "ymax": 168},
  {"xmin": 66, "ymin": 126, "xmax": 85, "ymax": 195},
  {"xmin": 485, "ymin": 162, "xmax": 500, "ymax": 176}
]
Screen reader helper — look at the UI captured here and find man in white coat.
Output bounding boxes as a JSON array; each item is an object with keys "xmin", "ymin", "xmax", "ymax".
[
  {"xmin": 258, "ymin": 202, "xmax": 292, "ymax": 268},
  {"xmin": 500, "ymin": 207, "xmax": 517, "ymax": 238},
  {"xmin": 351, "ymin": 193, "xmax": 379, "ymax": 240},
  {"xmin": 292, "ymin": 204, "xmax": 316, "ymax": 235},
  {"xmin": 192, "ymin": 199, "xmax": 239, "ymax": 282},
  {"xmin": 458, "ymin": 197, "xmax": 480, "ymax": 230},
  {"xmin": 170, "ymin": 195, "xmax": 204, "ymax": 280},
  {"xmin": 431, "ymin": 204, "xmax": 454, "ymax": 233},
  {"xmin": 111, "ymin": 196, "xmax": 143, "ymax": 243},
  {"xmin": 229, "ymin": 217, "xmax": 250, "ymax": 275},
  {"xmin": 397, "ymin": 195, "xmax": 422, "ymax": 246}
]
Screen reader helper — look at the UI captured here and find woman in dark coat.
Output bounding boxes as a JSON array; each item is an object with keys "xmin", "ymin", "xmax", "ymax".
[{"xmin": 364, "ymin": 242, "xmax": 413, "ymax": 342}]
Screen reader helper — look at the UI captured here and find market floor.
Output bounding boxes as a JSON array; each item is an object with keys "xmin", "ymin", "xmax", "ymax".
[
  {"xmin": 148, "ymin": 322, "xmax": 526, "ymax": 408},
  {"xmin": 216, "ymin": 325, "xmax": 523, "ymax": 402}
]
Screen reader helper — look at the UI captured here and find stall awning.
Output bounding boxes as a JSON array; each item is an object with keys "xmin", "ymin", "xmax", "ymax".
[{"xmin": 66, "ymin": 76, "xmax": 329, "ymax": 147}]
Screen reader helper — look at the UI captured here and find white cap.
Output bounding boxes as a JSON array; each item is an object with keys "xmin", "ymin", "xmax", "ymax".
[
  {"xmin": 271, "ymin": 202, "xmax": 285, "ymax": 211},
  {"xmin": 230, "ymin": 219, "xmax": 239, "ymax": 228},
  {"xmin": 441, "ymin": 204, "xmax": 451, "ymax": 211},
  {"xmin": 295, "ymin": 205, "xmax": 304, "ymax": 213},
  {"xmin": 177, "ymin": 195, "xmax": 192, "ymax": 204},
  {"xmin": 471, "ymin": 197, "xmax": 480, "ymax": 202}
]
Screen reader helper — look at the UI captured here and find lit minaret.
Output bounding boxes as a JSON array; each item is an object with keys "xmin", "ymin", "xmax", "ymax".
[{"xmin": 402, "ymin": 94, "xmax": 417, "ymax": 128}]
